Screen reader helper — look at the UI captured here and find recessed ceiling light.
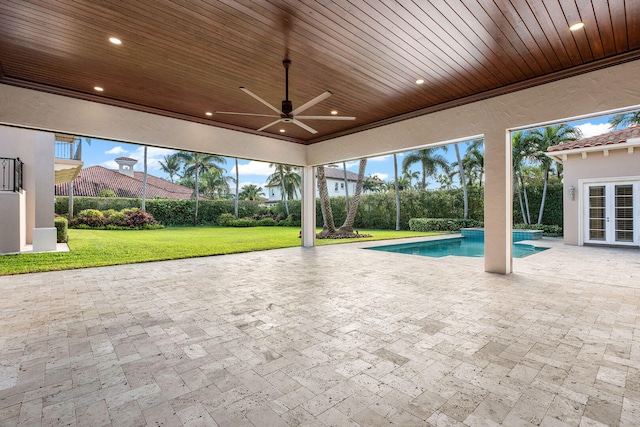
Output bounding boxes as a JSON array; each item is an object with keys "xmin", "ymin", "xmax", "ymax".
[
  {"xmin": 279, "ymin": 129, "xmax": 285, "ymax": 133},
  {"xmin": 205, "ymin": 112, "xmax": 213, "ymax": 116},
  {"xmin": 109, "ymin": 37, "xmax": 122, "ymax": 45},
  {"xmin": 331, "ymin": 110, "xmax": 338, "ymax": 115},
  {"xmin": 569, "ymin": 22, "xmax": 584, "ymax": 31},
  {"xmin": 94, "ymin": 86, "xmax": 104, "ymax": 92},
  {"xmin": 416, "ymin": 79, "xmax": 425, "ymax": 85}
]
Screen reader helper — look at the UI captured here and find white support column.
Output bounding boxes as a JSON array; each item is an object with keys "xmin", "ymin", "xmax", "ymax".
[
  {"xmin": 484, "ymin": 129, "xmax": 512, "ymax": 274},
  {"xmin": 301, "ymin": 166, "xmax": 316, "ymax": 247}
]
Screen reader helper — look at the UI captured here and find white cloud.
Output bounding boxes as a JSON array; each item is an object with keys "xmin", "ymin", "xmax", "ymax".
[
  {"xmin": 369, "ymin": 155, "xmax": 391, "ymax": 162},
  {"xmin": 371, "ymin": 172, "xmax": 388, "ymax": 180},
  {"xmin": 233, "ymin": 161, "xmax": 273, "ymax": 176},
  {"xmin": 128, "ymin": 146, "xmax": 177, "ymax": 172},
  {"xmin": 576, "ymin": 122, "xmax": 611, "ymax": 138},
  {"xmin": 102, "ymin": 160, "xmax": 118, "ymax": 169},
  {"xmin": 105, "ymin": 146, "xmax": 128, "ymax": 155}
]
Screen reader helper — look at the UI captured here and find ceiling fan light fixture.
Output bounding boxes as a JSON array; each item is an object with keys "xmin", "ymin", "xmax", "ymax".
[{"xmin": 569, "ymin": 22, "xmax": 584, "ymax": 31}]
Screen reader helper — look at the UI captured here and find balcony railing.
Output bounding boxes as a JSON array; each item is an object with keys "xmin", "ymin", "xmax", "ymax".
[
  {"xmin": 54, "ymin": 135, "xmax": 82, "ymax": 160},
  {"xmin": 0, "ymin": 157, "xmax": 24, "ymax": 192}
]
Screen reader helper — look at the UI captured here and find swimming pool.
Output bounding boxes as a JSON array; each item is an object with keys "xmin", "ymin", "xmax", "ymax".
[{"xmin": 366, "ymin": 237, "xmax": 549, "ymax": 258}]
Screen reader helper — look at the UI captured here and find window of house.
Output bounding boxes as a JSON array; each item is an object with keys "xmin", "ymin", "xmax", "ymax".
[
  {"xmin": 341, "ymin": 183, "xmax": 344, "ymax": 189},
  {"xmin": 335, "ymin": 183, "xmax": 338, "ymax": 191}
]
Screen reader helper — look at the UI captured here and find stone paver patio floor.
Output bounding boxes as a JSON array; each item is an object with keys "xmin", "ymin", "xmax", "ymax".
[{"xmin": 1, "ymin": 237, "xmax": 639, "ymax": 426}]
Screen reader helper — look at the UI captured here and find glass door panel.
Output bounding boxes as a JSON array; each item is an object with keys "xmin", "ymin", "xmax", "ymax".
[
  {"xmin": 588, "ymin": 185, "xmax": 606, "ymax": 241},
  {"xmin": 615, "ymin": 184, "xmax": 634, "ymax": 243}
]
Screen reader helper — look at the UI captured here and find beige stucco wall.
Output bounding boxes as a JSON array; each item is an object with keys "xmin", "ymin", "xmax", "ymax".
[
  {"xmin": 0, "ymin": 126, "xmax": 55, "ymax": 250},
  {"xmin": 562, "ymin": 148, "xmax": 640, "ymax": 245},
  {"xmin": 0, "ymin": 191, "xmax": 25, "ymax": 253}
]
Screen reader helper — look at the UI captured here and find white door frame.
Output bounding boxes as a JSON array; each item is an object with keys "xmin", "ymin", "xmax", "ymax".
[{"xmin": 578, "ymin": 176, "xmax": 640, "ymax": 246}]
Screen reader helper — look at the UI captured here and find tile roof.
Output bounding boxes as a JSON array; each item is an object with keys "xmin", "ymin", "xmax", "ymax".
[
  {"xmin": 322, "ymin": 167, "xmax": 361, "ymax": 181},
  {"xmin": 547, "ymin": 124, "xmax": 640, "ymax": 152},
  {"xmin": 54, "ymin": 165, "xmax": 195, "ymax": 199}
]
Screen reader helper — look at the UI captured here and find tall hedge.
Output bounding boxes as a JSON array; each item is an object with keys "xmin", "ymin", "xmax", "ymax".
[{"xmin": 56, "ymin": 183, "xmax": 562, "ymax": 229}]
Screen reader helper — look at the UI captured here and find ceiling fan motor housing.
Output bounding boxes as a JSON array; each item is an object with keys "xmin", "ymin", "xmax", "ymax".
[{"xmin": 281, "ymin": 99, "xmax": 293, "ymax": 115}]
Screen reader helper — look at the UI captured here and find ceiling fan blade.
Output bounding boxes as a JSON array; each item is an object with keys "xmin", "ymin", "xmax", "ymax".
[
  {"xmin": 240, "ymin": 87, "xmax": 282, "ymax": 114},
  {"xmin": 290, "ymin": 91, "xmax": 332, "ymax": 115},
  {"xmin": 296, "ymin": 116, "xmax": 356, "ymax": 120},
  {"xmin": 216, "ymin": 111, "xmax": 280, "ymax": 118},
  {"xmin": 257, "ymin": 118, "xmax": 283, "ymax": 132},
  {"xmin": 292, "ymin": 119, "xmax": 318, "ymax": 134}
]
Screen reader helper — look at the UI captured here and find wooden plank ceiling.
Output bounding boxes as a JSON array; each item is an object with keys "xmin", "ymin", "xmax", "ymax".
[{"xmin": 1, "ymin": 1, "xmax": 639, "ymax": 144}]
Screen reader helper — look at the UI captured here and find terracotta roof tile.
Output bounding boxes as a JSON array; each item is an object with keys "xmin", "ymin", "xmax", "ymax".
[
  {"xmin": 548, "ymin": 124, "xmax": 640, "ymax": 152},
  {"xmin": 54, "ymin": 165, "xmax": 195, "ymax": 199}
]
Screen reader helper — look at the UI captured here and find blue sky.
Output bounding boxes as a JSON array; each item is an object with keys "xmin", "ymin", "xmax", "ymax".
[{"xmin": 81, "ymin": 115, "xmax": 613, "ymax": 191}]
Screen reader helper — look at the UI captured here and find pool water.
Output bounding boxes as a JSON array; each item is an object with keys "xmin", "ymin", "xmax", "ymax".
[{"xmin": 366, "ymin": 237, "xmax": 549, "ymax": 258}]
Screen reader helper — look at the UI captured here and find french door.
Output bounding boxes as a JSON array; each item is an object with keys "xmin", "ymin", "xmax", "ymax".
[{"xmin": 584, "ymin": 181, "xmax": 638, "ymax": 246}]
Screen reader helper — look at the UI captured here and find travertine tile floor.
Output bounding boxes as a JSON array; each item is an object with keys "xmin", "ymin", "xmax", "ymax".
[{"xmin": 1, "ymin": 237, "xmax": 639, "ymax": 426}]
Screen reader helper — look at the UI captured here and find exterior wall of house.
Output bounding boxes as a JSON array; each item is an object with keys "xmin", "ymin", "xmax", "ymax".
[
  {"xmin": 0, "ymin": 126, "xmax": 55, "ymax": 252},
  {"xmin": 562, "ymin": 147, "xmax": 640, "ymax": 245},
  {"xmin": 0, "ymin": 191, "xmax": 25, "ymax": 253},
  {"xmin": 267, "ymin": 177, "xmax": 356, "ymax": 203}
]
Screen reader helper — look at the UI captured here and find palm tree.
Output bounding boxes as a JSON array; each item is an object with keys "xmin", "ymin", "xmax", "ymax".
[
  {"xmin": 512, "ymin": 131, "xmax": 531, "ymax": 224},
  {"xmin": 159, "ymin": 153, "xmax": 181, "ymax": 183},
  {"xmin": 525, "ymin": 124, "xmax": 581, "ymax": 224},
  {"xmin": 463, "ymin": 139, "xmax": 484, "ymax": 186},
  {"xmin": 234, "ymin": 158, "xmax": 239, "ymax": 218},
  {"xmin": 141, "ymin": 146, "xmax": 148, "ymax": 212},
  {"xmin": 317, "ymin": 165, "xmax": 336, "ymax": 234},
  {"xmin": 68, "ymin": 137, "xmax": 91, "ymax": 219},
  {"xmin": 393, "ymin": 153, "xmax": 400, "ymax": 231},
  {"xmin": 401, "ymin": 147, "xmax": 449, "ymax": 190},
  {"xmin": 339, "ymin": 159, "xmax": 367, "ymax": 233},
  {"xmin": 267, "ymin": 164, "xmax": 301, "ymax": 217},
  {"xmin": 401, "ymin": 171, "xmax": 419, "ymax": 190},
  {"xmin": 342, "ymin": 162, "xmax": 350, "ymax": 212},
  {"xmin": 442, "ymin": 143, "xmax": 469, "ymax": 218},
  {"xmin": 608, "ymin": 111, "xmax": 640, "ymax": 129},
  {"xmin": 175, "ymin": 151, "xmax": 226, "ymax": 225},
  {"xmin": 201, "ymin": 167, "xmax": 233, "ymax": 199},
  {"xmin": 238, "ymin": 184, "xmax": 265, "ymax": 201}
]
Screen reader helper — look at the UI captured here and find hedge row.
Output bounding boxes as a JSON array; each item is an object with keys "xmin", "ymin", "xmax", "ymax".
[
  {"xmin": 409, "ymin": 218, "xmax": 484, "ymax": 232},
  {"xmin": 56, "ymin": 184, "xmax": 562, "ymax": 230}
]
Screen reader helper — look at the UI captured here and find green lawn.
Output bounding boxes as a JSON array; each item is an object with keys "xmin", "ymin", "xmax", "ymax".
[{"xmin": 0, "ymin": 227, "xmax": 443, "ymax": 275}]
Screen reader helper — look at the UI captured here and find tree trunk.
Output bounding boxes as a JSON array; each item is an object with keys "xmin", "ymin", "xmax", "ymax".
[
  {"xmin": 141, "ymin": 146, "xmax": 148, "ymax": 212},
  {"xmin": 68, "ymin": 181, "xmax": 74, "ymax": 219},
  {"xmin": 454, "ymin": 144, "xmax": 468, "ymax": 219},
  {"xmin": 317, "ymin": 165, "xmax": 335, "ymax": 233},
  {"xmin": 281, "ymin": 170, "xmax": 289, "ymax": 217},
  {"xmin": 342, "ymin": 162, "xmax": 350, "ymax": 212},
  {"xmin": 393, "ymin": 154, "xmax": 400, "ymax": 231},
  {"xmin": 514, "ymin": 172, "xmax": 527, "ymax": 224},
  {"xmin": 421, "ymin": 164, "xmax": 427, "ymax": 190},
  {"xmin": 339, "ymin": 159, "xmax": 367, "ymax": 233},
  {"xmin": 537, "ymin": 165, "xmax": 550, "ymax": 224},
  {"xmin": 193, "ymin": 162, "xmax": 199, "ymax": 226},
  {"xmin": 519, "ymin": 171, "xmax": 531, "ymax": 225},
  {"xmin": 234, "ymin": 158, "xmax": 239, "ymax": 218}
]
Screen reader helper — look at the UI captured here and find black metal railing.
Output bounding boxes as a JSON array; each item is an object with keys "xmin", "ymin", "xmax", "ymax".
[
  {"xmin": 54, "ymin": 137, "xmax": 82, "ymax": 160},
  {"xmin": 0, "ymin": 157, "xmax": 24, "ymax": 192}
]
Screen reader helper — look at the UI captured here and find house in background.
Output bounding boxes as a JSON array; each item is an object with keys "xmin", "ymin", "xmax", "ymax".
[
  {"xmin": 0, "ymin": 126, "xmax": 82, "ymax": 254},
  {"xmin": 547, "ymin": 125, "xmax": 640, "ymax": 248},
  {"xmin": 266, "ymin": 166, "xmax": 373, "ymax": 205},
  {"xmin": 55, "ymin": 157, "xmax": 195, "ymax": 200}
]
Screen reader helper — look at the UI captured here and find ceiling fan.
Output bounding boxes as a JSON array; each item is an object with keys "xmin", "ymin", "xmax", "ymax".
[{"xmin": 216, "ymin": 59, "xmax": 356, "ymax": 134}]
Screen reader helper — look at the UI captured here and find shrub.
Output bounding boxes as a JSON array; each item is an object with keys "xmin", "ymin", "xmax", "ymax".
[
  {"xmin": 257, "ymin": 218, "xmax": 277, "ymax": 226},
  {"xmin": 98, "ymin": 189, "xmax": 117, "ymax": 197},
  {"xmin": 513, "ymin": 223, "xmax": 563, "ymax": 236},
  {"xmin": 123, "ymin": 210, "xmax": 160, "ymax": 229},
  {"xmin": 77, "ymin": 209, "xmax": 105, "ymax": 219},
  {"xmin": 218, "ymin": 213, "xmax": 236, "ymax": 226},
  {"xmin": 54, "ymin": 217, "xmax": 68, "ymax": 243},
  {"xmin": 230, "ymin": 219, "xmax": 256, "ymax": 227},
  {"xmin": 409, "ymin": 218, "xmax": 484, "ymax": 232}
]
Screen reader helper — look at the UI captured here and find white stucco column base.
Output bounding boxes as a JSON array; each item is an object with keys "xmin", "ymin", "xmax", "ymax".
[
  {"xmin": 32, "ymin": 227, "xmax": 57, "ymax": 252},
  {"xmin": 484, "ymin": 129, "xmax": 512, "ymax": 274},
  {"xmin": 301, "ymin": 166, "xmax": 316, "ymax": 247}
]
